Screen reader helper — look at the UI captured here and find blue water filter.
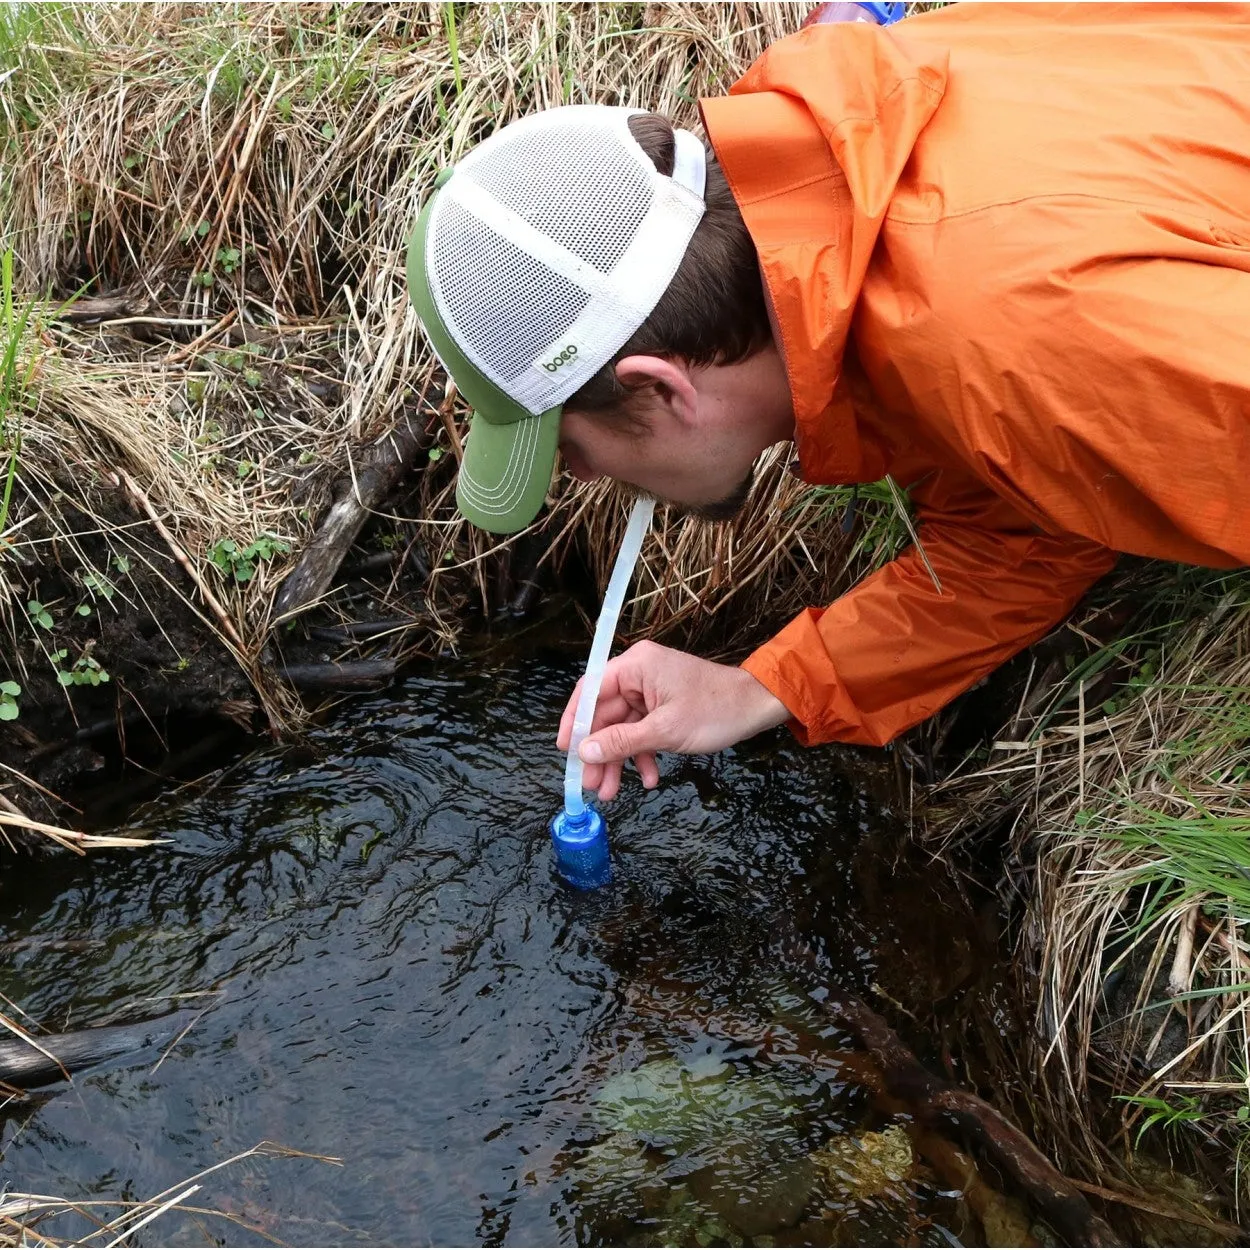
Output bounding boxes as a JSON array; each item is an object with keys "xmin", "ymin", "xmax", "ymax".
[
  {"xmin": 554, "ymin": 498, "xmax": 655, "ymax": 890},
  {"xmin": 549, "ymin": 805, "xmax": 611, "ymax": 889}
]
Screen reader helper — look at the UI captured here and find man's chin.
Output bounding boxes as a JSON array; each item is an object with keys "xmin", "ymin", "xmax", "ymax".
[
  {"xmin": 689, "ymin": 471, "xmax": 755, "ymax": 523},
  {"xmin": 622, "ymin": 470, "xmax": 755, "ymax": 523}
]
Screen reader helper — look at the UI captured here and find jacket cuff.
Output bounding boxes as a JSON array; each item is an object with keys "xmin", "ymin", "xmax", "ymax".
[{"xmin": 741, "ymin": 608, "xmax": 848, "ymax": 747}]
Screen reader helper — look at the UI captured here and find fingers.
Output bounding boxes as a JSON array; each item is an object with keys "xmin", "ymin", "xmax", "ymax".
[
  {"xmin": 580, "ymin": 712, "xmax": 667, "ymax": 768},
  {"xmin": 556, "ymin": 644, "xmax": 667, "ymax": 800},
  {"xmin": 586, "ymin": 751, "xmax": 659, "ymax": 802},
  {"xmin": 635, "ymin": 751, "xmax": 660, "ymax": 789},
  {"xmin": 556, "ymin": 682, "xmax": 637, "ymax": 752},
  {"xmin": 581, "ymin": 759, "xmax": 606, "ymax": 792},
  {"xmin": 595, "ymin": 760, "xmax": 626, "ymax": 803},
  {"xmin": 581, "ymin": 705, "xmax": 641, "ymax": 800}
]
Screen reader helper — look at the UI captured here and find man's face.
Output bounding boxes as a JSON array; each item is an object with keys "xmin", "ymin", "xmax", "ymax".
[
  {"xmin": 558, "ymin": 408, "xmax": 758, "ymax": 521},
  {"xmin": 556, "ymin": 345, "xmax": 794, "ymax": 520}
]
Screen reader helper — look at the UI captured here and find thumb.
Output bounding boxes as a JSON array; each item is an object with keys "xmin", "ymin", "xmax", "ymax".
[{"xmin": 579, "ymin": 716, "xmax": 664, "ymax": 765}]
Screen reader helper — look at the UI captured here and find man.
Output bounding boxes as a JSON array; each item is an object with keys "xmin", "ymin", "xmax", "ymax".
[{"xmin": 407, "ymin": 4, "xmax": 1250, "ymax": 804}]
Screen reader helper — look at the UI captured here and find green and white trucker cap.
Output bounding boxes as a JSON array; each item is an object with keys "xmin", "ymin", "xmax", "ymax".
[{"xmin": 406, "ymin": 105, "xmax": 707, "ymax": 534}]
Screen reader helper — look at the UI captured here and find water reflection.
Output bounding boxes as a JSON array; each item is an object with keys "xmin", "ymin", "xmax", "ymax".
[{"xmin": 0, "ymin": 652, "xmax": 981, "ymax": 1246}]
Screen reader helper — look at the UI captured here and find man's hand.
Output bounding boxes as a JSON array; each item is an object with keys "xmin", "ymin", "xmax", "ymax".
[{"xmin": 555, "ymin": 641, "xmax": 790, "ymax": 801}]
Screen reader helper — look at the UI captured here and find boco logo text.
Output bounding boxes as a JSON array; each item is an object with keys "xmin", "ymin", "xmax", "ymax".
[{"xmin": 541, "ymin": 345, "xmax": 578, "ymax": 373}]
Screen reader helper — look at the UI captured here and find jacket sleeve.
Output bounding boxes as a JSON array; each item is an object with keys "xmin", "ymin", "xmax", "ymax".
[{"xmin": 740, "ymin": 461, "xmax": 1118, "ymax": 747}]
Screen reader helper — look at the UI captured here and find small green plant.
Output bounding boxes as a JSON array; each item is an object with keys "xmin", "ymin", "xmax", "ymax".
[
  {"xmin": 1118, "ymin": 1092, "xmax": 1207, "ymax": 1147},
  {"xmin": 81, "ymin": 570, "xmax": 116, "ymax": 601},
  {"xmin": 207, "ymin": 533, "xmax": 291, "ymax": 584},
  {"xmin": 0, "ymin": 679, "xmax": 20, "ymax": 720},
  {"xmin": 215, "ymin": 246, "xmax": 241, "ymax": 274},
  {"xmin": 178, "ymin": 219, "xmax": 212, "ymax": 244},
  {"xmin": 242, "ymin": 367, "xmax": 262, "ymax": 389},
  {"xmin": 55, "ymin": 648, "xmax": 109, "ymax": 688},
  {"xmin": 800, "ymin": 476, "xmax": 917, "ymax": 575},
  {"xmin": 195, "ymin": 419, "xmax": 224, "ymax": 447},
  {"xmin": 27, "ymin": 599, "xmax": 53, "ymax": 630}
]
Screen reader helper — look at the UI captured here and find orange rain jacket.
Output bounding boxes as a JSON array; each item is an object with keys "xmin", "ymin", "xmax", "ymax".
[{"xmin": 700, "ymin": 3, "xmax": 1250, "ymax": 748}]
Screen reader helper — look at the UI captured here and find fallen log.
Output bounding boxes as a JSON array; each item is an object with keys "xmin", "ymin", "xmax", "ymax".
[
  {"xmin": 53, "ymin": 290, "xmax": 156, "ymax": 324},
  {"xmin": 0, "ymin": 1010, "xmax": 200, "ymax": 1088},
  {"xmin": 273, "ymin": 407, "xmax": 433, "ymax": 619},
  {"xmin": 308, "ymin": 618, "xmax": 419, "ymax": 643},
  {"xmin": 280, "ymin": 659, "xmax": 396, "ymax": 690}
]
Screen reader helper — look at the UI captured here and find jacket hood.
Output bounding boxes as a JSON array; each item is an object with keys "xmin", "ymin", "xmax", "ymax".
[{"xmin": 701, "ymin": 23, "xmax": 947, "ymax": 482}]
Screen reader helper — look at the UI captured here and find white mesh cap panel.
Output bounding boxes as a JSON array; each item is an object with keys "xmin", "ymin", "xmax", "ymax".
[
  {"xmin": 466, "ymin": 112, "xmax": 653, "ymax": 274},
  {"xmin": 425, "ymin": 106, "xmax": 706, "ymax": 418},
  {"xmin": 430, "ymin": 197, "xmax": 591, "ymax": 384}
]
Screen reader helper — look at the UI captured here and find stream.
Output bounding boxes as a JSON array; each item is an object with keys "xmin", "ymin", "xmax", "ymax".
[{"xmin": 0, "ymin": 643, "xmax": 1006, "ymax": 1246}]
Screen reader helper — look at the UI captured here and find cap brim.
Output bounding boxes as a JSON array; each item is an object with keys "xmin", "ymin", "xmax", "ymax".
[{"xmin": 455, "ymin": 405, "xmax": 562, "ymax": 535}]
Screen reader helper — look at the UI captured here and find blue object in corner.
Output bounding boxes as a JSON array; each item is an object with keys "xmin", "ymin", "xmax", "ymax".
[{"xmin": 855, "ymin": 1, "xmax": 906, "ymax": 24}]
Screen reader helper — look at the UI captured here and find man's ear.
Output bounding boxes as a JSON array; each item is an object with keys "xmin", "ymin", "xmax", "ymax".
[{"xmin": 615, "ymin": 355, "xmax": 698, "ymax": 428}]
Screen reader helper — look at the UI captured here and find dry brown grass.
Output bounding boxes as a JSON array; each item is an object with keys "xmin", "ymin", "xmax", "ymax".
[
  {"xmin": 1, "ymin": 1, "xmax": 852, "ymax": 742},
  {"xmin": 931, "ymin": 563, "xmax": 1250, "ymax": 1210}
]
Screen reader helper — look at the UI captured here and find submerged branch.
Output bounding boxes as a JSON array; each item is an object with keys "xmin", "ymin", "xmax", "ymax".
[{"xmin": 816, "ymin": 990, "xmax": 1123, "ymax": 1247}]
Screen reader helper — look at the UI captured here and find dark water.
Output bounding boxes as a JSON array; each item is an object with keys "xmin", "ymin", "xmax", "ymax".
[{"xmin": 0, "ymin": 651, "xmax": 994, "ymax": 1246}]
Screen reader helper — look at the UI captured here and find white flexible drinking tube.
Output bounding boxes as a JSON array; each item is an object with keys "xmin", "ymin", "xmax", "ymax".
[{"xmin": 563, "ymin": 497, "xmax": 656, "ymax": 816}]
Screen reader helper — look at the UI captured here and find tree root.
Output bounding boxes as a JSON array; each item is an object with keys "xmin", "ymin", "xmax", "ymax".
[{"xmin": 817, "ymin": 990, "xmax": 1123, "ymax": 1247}]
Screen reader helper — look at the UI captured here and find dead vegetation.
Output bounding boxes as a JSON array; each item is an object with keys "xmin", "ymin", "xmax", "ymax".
[
  {"xmin": 0, "ymin": 1140, "xmax": 341, "ymax": 1246},
  {"xmin": 929, "ymin": 562, "xmax": 1250, "ymax": 1219}
]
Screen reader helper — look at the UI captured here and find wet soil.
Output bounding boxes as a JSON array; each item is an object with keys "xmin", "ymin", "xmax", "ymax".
[
  {"xmin": 1, "ymin": 496, "xmax": 256, "ymax": 840},
  {"xmin": 0, "ymin": 492, "xmax": 446, "ymax": 842}
]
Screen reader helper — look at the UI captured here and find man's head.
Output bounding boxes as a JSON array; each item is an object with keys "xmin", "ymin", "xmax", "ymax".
[{"xmin": 406, "ymin": 106, "xmax": 793, "ymax": 533}]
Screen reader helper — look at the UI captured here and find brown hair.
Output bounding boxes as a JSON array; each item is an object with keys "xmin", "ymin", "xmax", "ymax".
[{"xmin": 565, "ymin": 112, "xmax": 770, "ymax": 420}]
